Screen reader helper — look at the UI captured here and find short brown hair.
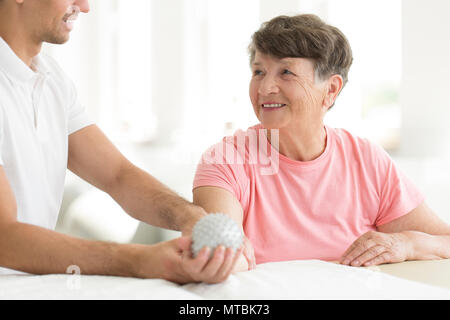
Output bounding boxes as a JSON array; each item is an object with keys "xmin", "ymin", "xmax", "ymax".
[{"xmin": 249, "ymin": 14, "xmax": 353, "ymax": 87}]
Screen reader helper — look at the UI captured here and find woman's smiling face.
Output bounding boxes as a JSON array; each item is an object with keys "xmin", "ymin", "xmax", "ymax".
[{"xmin": 249, "ymin": 51, "xmax": 328, "ymax": 130}]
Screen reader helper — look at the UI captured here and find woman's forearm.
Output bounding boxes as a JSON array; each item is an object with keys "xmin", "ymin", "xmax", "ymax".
[{"xmin": 402, "ymin": 231, "xmax": 450, "ymax": 261}]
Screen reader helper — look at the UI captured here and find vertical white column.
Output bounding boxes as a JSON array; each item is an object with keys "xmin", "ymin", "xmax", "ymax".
[
  {"xmin": 149, "ymin": 0, "xmax": 185, "ymax": 145},
  {"xmin": 400, "ymin": 0, "xmax": 450, "ymax": 158}
]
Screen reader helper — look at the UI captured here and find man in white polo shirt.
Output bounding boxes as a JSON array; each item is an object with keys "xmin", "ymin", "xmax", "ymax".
[{"xmin": 0, "ymin": 0, "xmax": 245, "ymax": 283}]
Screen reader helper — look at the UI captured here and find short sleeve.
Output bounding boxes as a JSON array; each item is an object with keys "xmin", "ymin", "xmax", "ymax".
[
  {"xmin": 193, "ymin": 139, "xmax": 249, "ymax": 205},
  {"xmin": 39, "ymin": 53, "xmax": 95, "ymax": 135},
  {"xmin": 67, "ymin": 79, "xmax": 95, "ymax": 135},
  {"xmin": 374, "ymin": 144, "xmax": 425, "ymax": 226}
]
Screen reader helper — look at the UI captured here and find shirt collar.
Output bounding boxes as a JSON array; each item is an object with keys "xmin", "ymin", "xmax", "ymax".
[{"xmin": 0, "ymin": 36, "xmax": 50, "ymax": 84}]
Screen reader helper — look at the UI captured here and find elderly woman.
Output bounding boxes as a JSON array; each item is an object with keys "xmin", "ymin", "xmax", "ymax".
[{"xmin": 192, "ymin": 14, "xmax": 450, "ymax": 271}]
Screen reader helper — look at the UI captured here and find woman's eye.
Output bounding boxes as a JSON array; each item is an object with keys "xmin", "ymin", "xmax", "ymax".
[
  {"xmin": 253, "ymin": 70, "xmax": 263, "ymax": 76},
  {"xmin": 282, "ymin": 69, "xmax": 294, "ymax": 75}
]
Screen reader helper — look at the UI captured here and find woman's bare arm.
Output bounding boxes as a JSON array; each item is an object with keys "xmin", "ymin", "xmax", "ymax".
[
  {"xmin": 340, "ymin": 202, "xmax": 450, "ymax": 266},
  {"xmin": 193, "ymin": 186, "xmax": 253, "ymax": 272}
]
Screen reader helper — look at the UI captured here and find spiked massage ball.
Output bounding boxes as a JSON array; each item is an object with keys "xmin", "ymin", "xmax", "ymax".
[{"xmin": 191, "ymin": 213, "xmax": 244, "ymax": 257}]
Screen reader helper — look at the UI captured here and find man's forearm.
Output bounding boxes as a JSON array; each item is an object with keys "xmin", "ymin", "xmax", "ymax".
[
  {"xmin": 0, "ymin": 221, "xmax": 141, "ymax": 277},
  {"xmin": 403, "ymin": 231, "xmax": 450, "ymax": 261},
  {"xmin": 108, "ymin": 164, "xmax": 205, "ymax": 232}
]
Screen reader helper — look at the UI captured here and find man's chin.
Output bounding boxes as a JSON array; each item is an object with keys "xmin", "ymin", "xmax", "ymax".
[{"xmin": 42, "ymin": 33, "xmax": 70, "ymax": 45}]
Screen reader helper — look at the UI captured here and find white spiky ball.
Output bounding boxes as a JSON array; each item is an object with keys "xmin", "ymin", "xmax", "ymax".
[{"xmin": 191, "ymin": 213, "xmax": 243, "ymax": 257}]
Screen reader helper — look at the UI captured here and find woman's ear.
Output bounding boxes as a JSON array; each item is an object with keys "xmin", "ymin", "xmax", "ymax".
[{"xmin": 323, "ymin": 74, "xmax": 343, "ymax": 109}]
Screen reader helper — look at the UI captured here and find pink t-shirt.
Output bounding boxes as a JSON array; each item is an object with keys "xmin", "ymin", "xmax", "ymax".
[{"xmin": 193, "ymin": 125, "xmax": 424, "ymax": 264}]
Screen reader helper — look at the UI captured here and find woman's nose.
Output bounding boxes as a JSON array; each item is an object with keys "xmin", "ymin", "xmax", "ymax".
[
  {"xmin": 75, "ymin": 0, "xmax": 90, "ymax": 13},
  {"xmin": 258, "ymin": 76, "xmax": 280, "ymax": 95}
]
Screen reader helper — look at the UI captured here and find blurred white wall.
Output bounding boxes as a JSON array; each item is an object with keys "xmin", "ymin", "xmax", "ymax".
[
  {"xmin": 395, "ymin": 0, "xmax": 450, "ymax": 224},
  {"xmin": 400, "ymin": 0, "xmax": 450, "ymax": 158}
]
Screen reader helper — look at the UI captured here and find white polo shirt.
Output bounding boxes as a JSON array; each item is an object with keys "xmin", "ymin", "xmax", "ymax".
[{"xmin": 0, "ymin": 37, "xmax": 94, "ymax": 274}]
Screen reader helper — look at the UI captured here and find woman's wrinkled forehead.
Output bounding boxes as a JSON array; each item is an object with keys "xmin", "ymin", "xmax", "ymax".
[
  {"xmin": 252, "ymin": 52, "xmax": 325, "ymax": 85},
  {"xmin": 253, "ymin": 52, "xmax": 315, "ymax": 71}
]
